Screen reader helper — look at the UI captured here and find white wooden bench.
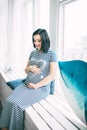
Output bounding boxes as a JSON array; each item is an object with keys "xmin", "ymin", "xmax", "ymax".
[{"xmin": 0, "ymin": 69, "xmax": 87, "ymax": 130}]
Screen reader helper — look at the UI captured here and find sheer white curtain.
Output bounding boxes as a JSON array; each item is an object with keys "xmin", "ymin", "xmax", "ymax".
[
  {"xmin": 49, "ymin": 0, "xmax": 59, "ymax": 53},
  {"xmin": 0, "ymin": 0, "xmax": 33, "ymax": 73},
  {"xmin": 0, "ymin": 0, "xmax": 51, "ymax": 73},
  {"xmin": 0, "ymin": 0, "xmax": 8, "ymax": 69}
]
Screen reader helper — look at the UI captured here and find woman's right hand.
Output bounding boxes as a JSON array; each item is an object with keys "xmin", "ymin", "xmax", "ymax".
[
  {"xmin": 30, "ymin": 65, "xmax": 41, "ymax": 74},
  {"xmin": 25, "ymin": 60, "xmax": 41, "ymax": 74}
]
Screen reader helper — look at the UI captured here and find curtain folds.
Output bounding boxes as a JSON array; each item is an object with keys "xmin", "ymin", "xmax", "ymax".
[
  {"xmin": 0, "ymin": 0, "xmax": 33, "ymax": 72},
  {"xmin": 0, "ymin": 0, "xmax": 57, "ymax": 73}
]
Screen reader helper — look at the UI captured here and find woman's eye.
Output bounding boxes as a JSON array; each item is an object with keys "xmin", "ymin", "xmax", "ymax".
[
  {"xmin": 34, "ymin": 40, "xmax": 41, "ymax": 42},
  {"xmin": 38, "ymin": 40, "xmax": 41, "ymax": 42}
]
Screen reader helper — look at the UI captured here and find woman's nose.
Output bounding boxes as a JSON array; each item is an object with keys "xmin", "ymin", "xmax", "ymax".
[{"xmin": 35, "ymin": 42, "xmax": 39, "ymax": 45}]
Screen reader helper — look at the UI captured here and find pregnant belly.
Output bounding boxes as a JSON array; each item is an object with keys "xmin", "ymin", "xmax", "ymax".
[{"xmin": 24, "ymin": 72, "xmax": 47, "ymax": 85}]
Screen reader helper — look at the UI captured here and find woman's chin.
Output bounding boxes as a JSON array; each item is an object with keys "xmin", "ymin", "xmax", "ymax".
[{"xmin": 36, "ymin": 48, "xmax": 41, "ymax": 51}]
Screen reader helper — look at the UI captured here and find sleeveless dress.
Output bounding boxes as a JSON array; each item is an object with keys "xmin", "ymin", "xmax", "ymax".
[{"xmin": 0, "ymin": 49, "xmax": 57, "ymax": 130}]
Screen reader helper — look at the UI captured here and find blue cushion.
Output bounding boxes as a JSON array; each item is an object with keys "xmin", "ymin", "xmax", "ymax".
[
  {"xmin": 59, "ymin": 60, "xmax": 87, "ymax": 96},
  {"xmin": 59, "ymin": 60, "xmax": 87, "ymax": 122},
  {"xmin": 7, "ymin": 78, "xmax": 26, "ymax": 90},
  {"xmin": 50, "ymin": 80, "xmax": 55, "ymax": 95}
]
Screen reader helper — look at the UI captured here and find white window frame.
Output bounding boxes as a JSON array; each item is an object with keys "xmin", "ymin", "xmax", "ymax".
[{"xmin": 58, "ymin": 0, "xmax": 78, "ymax": 60}]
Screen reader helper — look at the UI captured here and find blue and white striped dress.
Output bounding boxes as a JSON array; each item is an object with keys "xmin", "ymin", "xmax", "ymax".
[{"xmin": 0, "ymin": 49, "xmax": 57, "ymax": 130}]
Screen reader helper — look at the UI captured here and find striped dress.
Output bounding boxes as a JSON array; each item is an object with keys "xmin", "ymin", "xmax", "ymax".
[{"xmin": 0, "ymin": 49, "xmax": 57, "ymax": 130}]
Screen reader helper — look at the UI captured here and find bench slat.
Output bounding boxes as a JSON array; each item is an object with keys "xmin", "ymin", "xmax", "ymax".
[
  {"xmin": 46, "ymin": 96, "xmax": 87, "ymax": 130},
  {"xmin": 39, "ymin": 99, "xmax": 79, "ymax": 130},
  {"xmin": 32, "ymin": 103, "xmax": 65, "ymax": 130},
  {"xmin": 25, "ymin": 106, "xmax": 51, "ymax": 130},
  {"xmin": 52, "ymin": 94, "xmax": 74, "ymax": 113},
  {"xmin": 24, "ymin": 119, "xmax": 34, "ymax": 130}
]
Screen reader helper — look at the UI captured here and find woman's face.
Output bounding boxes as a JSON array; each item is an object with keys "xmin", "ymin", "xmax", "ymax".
[{"xmin": 33, "ymin": 34, "xmax": 42, "ymax": 51}]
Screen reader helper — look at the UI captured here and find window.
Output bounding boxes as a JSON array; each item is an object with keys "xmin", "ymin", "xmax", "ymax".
[{"xmin": 59, "ymin": 0, "xmax": 87, "ymax": 61}]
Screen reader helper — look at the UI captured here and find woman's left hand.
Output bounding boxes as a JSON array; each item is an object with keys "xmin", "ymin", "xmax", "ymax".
[{"xmin": 27, "ymin": 83, "xmax": 37, "ymax": 89}]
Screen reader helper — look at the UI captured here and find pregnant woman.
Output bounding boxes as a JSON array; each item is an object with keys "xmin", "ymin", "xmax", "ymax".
[{"xmin": 0, "ymin": 28, "xmax": 58, "ymax": 130}]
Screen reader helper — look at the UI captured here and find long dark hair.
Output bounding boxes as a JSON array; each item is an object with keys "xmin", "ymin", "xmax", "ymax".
[{"xmin": 32, "ymin": 28, "xmax": 50, "ymax": 53}]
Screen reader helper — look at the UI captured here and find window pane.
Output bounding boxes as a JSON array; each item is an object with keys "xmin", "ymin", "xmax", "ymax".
[{"xmin": 64, "ymin": 0, "xmax": 87, "ymax": 60}]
